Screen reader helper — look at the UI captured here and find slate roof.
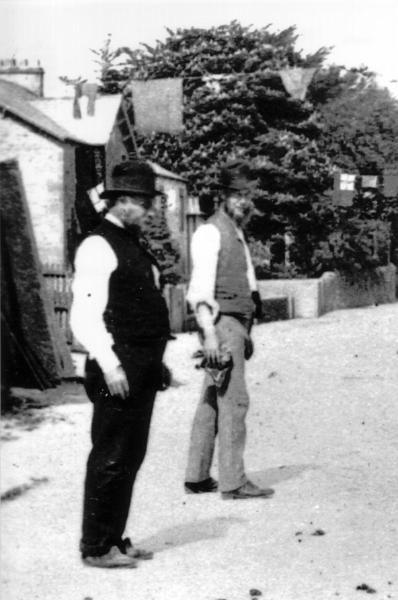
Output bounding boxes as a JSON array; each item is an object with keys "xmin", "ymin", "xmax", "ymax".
[
  {"xmin": 31, "ymin": 95, "xmax": 122, "ymax": 145},
  {"xmin": 0, "ymin": 79, "xmax": 74, "ymax": 142}
]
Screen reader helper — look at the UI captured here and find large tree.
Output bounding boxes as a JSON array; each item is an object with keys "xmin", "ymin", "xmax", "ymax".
[
  {"xmin": 95, "ymin": 24, "xmax": 397, "ymax": 278},
  {"xmin": 308, "ymin": 67, "xmax": 398, "ymax": 276},
  {"xmin": 315, "ymin": 81, "xmax": 398, "ymax": 174},
  {"xmin": 98, "ymin": 23, "xmax": 335, "ymax": 276}
]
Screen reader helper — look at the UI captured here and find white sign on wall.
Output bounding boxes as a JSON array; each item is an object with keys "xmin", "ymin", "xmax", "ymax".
[{"xmin": 166, "ymin": 188, "xmax": 178, "ymax": 211}]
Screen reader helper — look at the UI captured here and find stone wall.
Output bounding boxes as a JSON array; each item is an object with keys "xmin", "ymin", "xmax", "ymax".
[
  {"xmin": 319, "ymin": 266, "xmax": 396, "ymax": 315},
  {"xmin": 0, "ymin": 118, "xmax": 65, "ymax": 266},
  {"xmin": 257, "ymin": 278, "xmax": 319, "ymax": 318},
  {"xmin": 258, "ymin": 265, "xmax": 396, "ymax": 318}
]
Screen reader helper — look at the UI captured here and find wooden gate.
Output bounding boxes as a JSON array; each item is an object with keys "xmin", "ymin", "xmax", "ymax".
[
  {"xmin": 42, "ymin": 266, "xmax": 195, "ymax": 339},
  {"xmin": 42, "ymin": 263, "xmax": 74, "ymax": 345}
]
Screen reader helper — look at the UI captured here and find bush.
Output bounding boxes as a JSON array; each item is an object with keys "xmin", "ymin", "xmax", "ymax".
[{"xmin": 142, "ymin": 198, "xmax": 183, "ymax": 285}]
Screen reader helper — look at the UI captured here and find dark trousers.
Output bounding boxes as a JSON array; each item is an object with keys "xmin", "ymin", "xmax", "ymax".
[{"xmin": 80, "ymin": 340, "xmax": 166, "ymax": 558}]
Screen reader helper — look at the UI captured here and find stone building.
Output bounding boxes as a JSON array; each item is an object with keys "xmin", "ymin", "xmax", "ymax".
[
  {"xmin": 0, "ymin": 61, "xmax": 195, "ymax": 276},
  {"xmin": 0, "ymin": 71, "xmax": 76, "ymax": 267}
]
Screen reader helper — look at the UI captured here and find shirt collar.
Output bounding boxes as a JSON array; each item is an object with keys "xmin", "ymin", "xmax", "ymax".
[{"xmin": 105, "ymin": 212, "xmax": 125, "ymax": 229}]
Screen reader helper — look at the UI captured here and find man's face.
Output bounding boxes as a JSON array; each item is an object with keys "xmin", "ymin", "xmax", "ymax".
[
  {"xmin": 225, "ymin": 193, "xmax": 254, "ymax": 226},
  {"xmin": 112, "ymin": 194, "xmax": 151, "ymax": 227}
]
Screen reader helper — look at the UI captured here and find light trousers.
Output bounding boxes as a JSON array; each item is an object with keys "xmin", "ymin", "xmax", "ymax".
[{"xmin": 185, "ymin": 315, "xmax": 251, "ymax": 492}]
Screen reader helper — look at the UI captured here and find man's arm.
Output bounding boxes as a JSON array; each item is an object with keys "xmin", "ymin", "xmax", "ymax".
[
  {"xmin": 186, "ymin": 223, "xmax": 220, "ymax": 318},
  {"xmin": 186, "ymin": 224, "xmax": 223, "ymax": 366},
  {"xmin": 196, "ymin": 302, "xmax": 223, "ymax": 367},
  {"xmin": 70, "ymin": 235, "xmax": 129, "ymax": 398}
]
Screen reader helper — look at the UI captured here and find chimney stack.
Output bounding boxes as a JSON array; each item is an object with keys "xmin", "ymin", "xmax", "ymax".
[{"xmin": 0, "ymin": 59, "xmax": 45, "ymax": 97}]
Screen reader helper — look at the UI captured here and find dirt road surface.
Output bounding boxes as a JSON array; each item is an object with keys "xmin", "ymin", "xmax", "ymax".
[{"xmin": 2, "ymin": 303, "xmax": 398, "ymax": 600}]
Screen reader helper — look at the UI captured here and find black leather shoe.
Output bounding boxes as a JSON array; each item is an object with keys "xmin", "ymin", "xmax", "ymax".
[
  {"xmin": 184, "ymin": 477, "xmax": 218, "ymax": 494},
  {"xmin": 82, "ymin": 546, "xmax": 137, "ymax": 568},
  {"xmin": 121, "ymin": 537, "xmax": 153, "ymax": 560},
  {"xmin": 222, "ymin": 480, "xmax": 274, "ymax": 500}
]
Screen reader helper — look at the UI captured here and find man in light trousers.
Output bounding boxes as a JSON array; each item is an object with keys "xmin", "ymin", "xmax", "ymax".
[{"xmin": 184, "ymin": 160, "xmax": 275, "ymax": 500}]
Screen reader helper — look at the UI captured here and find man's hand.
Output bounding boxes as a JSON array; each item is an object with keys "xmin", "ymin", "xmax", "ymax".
[
  {"xmin": 202, "ymin": 329, "xmax": 222, "ymax": 368},
  {"xmin": 195, "ymin": 302, "xmax": 222, "ymax": 367},
  {"xmin": 251, "ymin": 291, "xmax": 263, "ymax": 321},
  {"xmin": 104, "ymin": 365, "xmax": 130, "ymax": 399}
]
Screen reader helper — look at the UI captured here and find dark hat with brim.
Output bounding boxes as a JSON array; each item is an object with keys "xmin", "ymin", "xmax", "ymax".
[
  {"xmin": 100, "ymin": 160, "xmax": 157, "ymax": 199},
  {"xmin": 217, "ymin": 159, "xmax": 255, "ymax": 192}
]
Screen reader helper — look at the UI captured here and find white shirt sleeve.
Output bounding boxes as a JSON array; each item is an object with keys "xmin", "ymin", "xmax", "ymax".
[
  {"xmin": 186, "ymin": 223, "xmax": 221, "ymax": 316},
  {"xmin": 70, "ymin": 235, "xmax": 120, "ymax": 374}
]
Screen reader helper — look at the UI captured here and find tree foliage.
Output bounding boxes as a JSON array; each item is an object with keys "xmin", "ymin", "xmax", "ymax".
[
  {"xmin": 316, "ymin": 82, "xmax": 398, "ymax": 173},
  {"xmin": 308, "ymin": 66, "xmax": 398, "ymax": 276},
  {"xmin": 141, "ymin": 198, "xmax": 182, "ymax": 285},
  {"xmin": 94, "ymin": 24, "xmax": 398, "ymax": 279}
]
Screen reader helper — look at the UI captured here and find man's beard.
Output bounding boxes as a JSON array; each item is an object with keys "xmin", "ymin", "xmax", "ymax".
[{"xmin": 225, "ymin": 205, "xmax": 250, "ymax": 226}]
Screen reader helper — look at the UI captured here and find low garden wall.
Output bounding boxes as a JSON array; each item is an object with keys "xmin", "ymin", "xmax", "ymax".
[{"xmin": 258, "ymin": 264, "xmax": 396, "ymax": 318}]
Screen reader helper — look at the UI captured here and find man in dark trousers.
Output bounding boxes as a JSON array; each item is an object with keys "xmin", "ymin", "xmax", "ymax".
[
  {"xmin": 70, "ymin": 160, "xmax": 170, "ymax": 568},
  {"xmin": 185, "ymin": 159, "xmax": 275, "ymax": 500}
]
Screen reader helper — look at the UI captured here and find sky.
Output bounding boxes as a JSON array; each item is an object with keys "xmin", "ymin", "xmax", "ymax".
[{"xmin": 0, "ymin": 0, "xmax": 397, "ymax": 97}]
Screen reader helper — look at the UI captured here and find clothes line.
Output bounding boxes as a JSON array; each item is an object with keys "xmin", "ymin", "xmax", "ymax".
[
  {"xmin": 106, "ymin": 71, "xmax": 276, "ymax": 83},
  {"xmin": 63, "ymin": 67, "xmax": 317, "ymax": 132},
  {"xmin": 128, "ymin": 67, "xmax": 316, "ymax": 134},
  {"xmin": 104, "ymin": 67, "xmax": 317, "ymax": 103},
  {"xmin": 102, "ymin": 66, "xmax": 317, "ymax": 85}
]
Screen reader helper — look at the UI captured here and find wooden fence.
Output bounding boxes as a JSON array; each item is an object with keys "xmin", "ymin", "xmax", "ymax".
[
  {"xmin": 42, "ymin": 264, "xmax": 74, "ymax": 344},
  {"xmin": 42, "ymin": 265, "xmax": 195, "ymax": 348},
  {"xmin": 163, "ymin": 283, "xmax": 196, "ymax": 333}
]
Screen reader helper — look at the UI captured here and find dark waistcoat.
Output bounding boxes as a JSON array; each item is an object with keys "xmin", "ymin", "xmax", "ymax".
[
  {"xmin": 91, "ymin": 219, "xmax": 170, "ymax": 343},
  {"xmin": 207, "ymin": 211, "xmax": 255, "ymax": 317}
]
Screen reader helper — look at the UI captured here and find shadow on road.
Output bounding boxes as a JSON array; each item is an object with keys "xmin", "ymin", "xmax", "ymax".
[
  {"xmin": 138, "ymin": 466, "xmax": 315, "ymax": 552},
  {"xmin": 138, "ymin": 516, "xmax": 246, "ymax": 553},
  {"xmin": 249, "ymin": 463, "xmax": 318, "ymax": 488}
]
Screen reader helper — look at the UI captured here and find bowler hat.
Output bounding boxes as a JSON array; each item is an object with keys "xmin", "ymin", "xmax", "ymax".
[
  {"xmin": 218, "ymin": 159, "xmax": 254, "ymax": 192},
  {"xmin": 100, "ymin": 160, "xmax": 157, "ymax": 199}
]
